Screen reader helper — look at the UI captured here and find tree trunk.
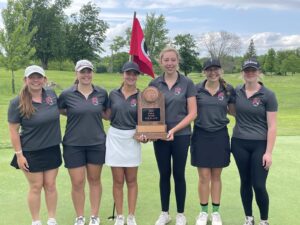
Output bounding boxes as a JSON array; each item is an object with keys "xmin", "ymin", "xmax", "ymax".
[{"xmin": 11, "ymin": 70, "xmax": 15, "ymax": 94}]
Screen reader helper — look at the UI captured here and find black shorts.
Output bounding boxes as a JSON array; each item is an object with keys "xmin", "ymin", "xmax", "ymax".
[
  {"xmin": 63, "ymin": 144, "xmax": 106, "ymax": 168},
  {"xmin": 10, "ymin": 145, "xmax": 62, "ymax": 173},
  {"xmin": 190, "ymin": 126, "xmax": 230, "ymax": 168}
]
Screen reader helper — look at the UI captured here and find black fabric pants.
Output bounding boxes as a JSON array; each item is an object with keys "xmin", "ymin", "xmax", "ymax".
[
  {"xmin": 153, "ymin": 135, "xmax": 190, "ymax": 213},
  {"xmin": 231, "ymin": 137, "xmax": 269, "ymax": 220}
]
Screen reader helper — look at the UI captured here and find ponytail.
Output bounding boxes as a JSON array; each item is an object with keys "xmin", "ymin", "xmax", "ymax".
[
  {"xmin": 18, "ymin": 85, "xmax": 35, "ymax": 118},
  {"xmin": 219, "ymin": 77, "xmax": 230, "ymax": 96}
]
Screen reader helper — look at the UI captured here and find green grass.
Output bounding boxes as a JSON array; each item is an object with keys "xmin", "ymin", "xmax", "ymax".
[
  {"xmin": 1, "ymin": 68, "xmax": 300, "ymax": 224},
  {"xmin": 0, "ymin": 137, "xmax": 299, "ymax": 225}
]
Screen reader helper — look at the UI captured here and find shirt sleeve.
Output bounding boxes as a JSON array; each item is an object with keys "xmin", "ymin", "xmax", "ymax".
[
  {"xmin": 266, "ymin": 91, "xmax": 278, "ymax": 112},
  {"xmin": 57, "ymin": 91, "xmax": 67, "ymax": 109},
  {"xmin": 228, "ymin": 85, "xmax": 236, "ymax": 104},
  {"xmin": 186, "ymin": 78, "xmax": 196, "ymax": 98},
  {"xmin": 103, "ymin": 90, "xmax": 109, "ymax": 110},
  {"xmin": 8, "ymin": 98, "xmax": 21, "ymax": 123}
]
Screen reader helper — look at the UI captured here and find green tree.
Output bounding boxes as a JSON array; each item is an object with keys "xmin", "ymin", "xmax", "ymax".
[
  {"xmin": 23, "ymin": 0, "xmax": 71, "ymax": 69},
  {"xmin": 144, "ymin": 13, "xmax": 169, "ymax": 58},
  {"xmin": 0, "ymin": 0, "xmax": 37, "ymax": 93},
  {"xmin": 244, "ymin": 39, "xmax": 257, "ymax": 59},
  {"xmin": 264, "ymin": 48, "xmax": 276, "ymax": 74},
  {"xmin": 66, "ymin": 2, "xmax": 108, "ymax": 64},
  {"xmin": 109, "ymin": 36, "xmax": 127, "ymax": 72},
  {"xmin": 173, "ymin": 34, "xmax": 199, "ymax": 76}
]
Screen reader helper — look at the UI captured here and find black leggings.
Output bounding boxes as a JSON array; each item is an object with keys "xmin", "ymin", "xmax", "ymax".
[
  {"xmin": 231, "ymin": 137, "xmax": 269, "ymax": 220},
  {"xmin": 153, "ymin": 135, "xmax": 190, "ymax": 213}
]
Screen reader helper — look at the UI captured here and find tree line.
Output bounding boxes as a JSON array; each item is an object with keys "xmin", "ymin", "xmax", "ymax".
[{"xmin": 1, "ymin": 0, "xmax": 299, "ymax": 93}]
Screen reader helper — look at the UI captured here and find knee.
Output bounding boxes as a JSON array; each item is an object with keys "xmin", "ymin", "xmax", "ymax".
[
  {"xmin": 87, "ymin": 174, "xmax": 100, "ymax": 186},
  {"xmin": 199, "ymin": 173, "xmax": 211, "ymax": 185},
  {"xmin": 30, "ymin": 182, "xmax": 43, "ymax": 194},
  {"xmin": 43, "ymin": 180, "xmax": 57, "ymax": 194},
  {"xmin": 253, "ymin": 183, "xmax": 267, "ymax": 195},
  {"xmin": 114, "ymin": 177, "xmax": 124, "ymax": 189},
  {"xmin": 72, "ymin": 178, "xmax": 85, "ymax": 192},
  {"xmin": 211, "ymin": 173, "xmax": 221, "ymax": 183},
  {"xmin": 126, "ymin": 177, "xmax": 137, "ymax": 189}
]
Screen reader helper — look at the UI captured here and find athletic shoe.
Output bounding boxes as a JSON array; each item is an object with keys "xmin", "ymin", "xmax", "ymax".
[
  {"xmin": 114, "ymin": 215, "xmax": 125, "ymax": 225},
  {"xmin": 32, "ymin": 221, "xmax": 42, "ymax": 225},
  {"xmin": 243, "ymin": 216, "xmax": 254, "ymax": 225},
  {"xmin": 259, "ymin": 221, "xmax": 269, "ymax": 225},
  {"xmin": 175, "ymin": 213, "xmax": 186, "ymax": 225},
  {"xmin": 127, "ymin": 214, "xmax": 137, "ymax": 225},
  {"xmin": 196, "ymin": 212, "xmax": 208, "ymax": 225},
  {"xmin": 211, "ymin": 212, "xmax": 222, "ymax": 225},
  {"xmin": 47, "ymin": 218, "xmax": 58, "ymax": 225},
  {"xmin": 89, "ymin": 216, "xmax": 100, "ymax": 225},
  {"xmin": 155, "ymin": 212, "xmax": 171, "ymax": 225},
  {"xmin": 74, "ymin": 216, "xmax": 86, "ymax": 225}
]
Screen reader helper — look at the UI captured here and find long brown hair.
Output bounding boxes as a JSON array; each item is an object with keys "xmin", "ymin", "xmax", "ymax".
[
  {"xmin": 18, "ymin": 84, "xmax": 35, "ymax": 119},
  {"xmin": 219, "ymin": 77, "xmax": 231, "ymax": 96}
]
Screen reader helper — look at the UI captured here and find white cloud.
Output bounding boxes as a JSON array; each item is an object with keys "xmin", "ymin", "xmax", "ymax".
[
  {"xmin": 124, "ymin": 0, "xmax": 300, "ymax": 10},
  {"xmin": 242, "ymin": 32, "xmax": 300, "ymax": 55}
]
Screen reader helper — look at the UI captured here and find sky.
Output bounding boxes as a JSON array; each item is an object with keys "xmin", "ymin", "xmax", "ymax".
[{"xmin": 1, "ymin": 0, "xmax": 300, "ymax": 57}]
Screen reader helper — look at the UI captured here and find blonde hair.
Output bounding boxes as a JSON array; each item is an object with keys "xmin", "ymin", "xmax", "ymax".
[
  {"xmin": 18, "ymin": 84, "xmax": 35, "ymax": 119},
  {"xmin": 159, "ymin": 46, "xmax": 180, "ymax": 63}
]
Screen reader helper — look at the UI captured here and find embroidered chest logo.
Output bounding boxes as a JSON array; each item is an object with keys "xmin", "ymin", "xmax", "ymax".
[
  {"xmin": 217, "ymin": 92, "xmax": 224, "ymax": 101},
  {"xmin": 45, "ymin": 96, "xmax": 54, "ymax": 105},
  {"xmin": 174, "ymin": 87, "xmax": 182, "ymax": 95},
  {"xmin": 130, "ymin": 98, "xmax": 137, "ymax": 107},
  {"xmin": 252, "ymin": 97, "xmax": 261, "ymax": 107},
  {"xmin": 91, "ymin": 97, "xmax": 99, "ymax": 106}
]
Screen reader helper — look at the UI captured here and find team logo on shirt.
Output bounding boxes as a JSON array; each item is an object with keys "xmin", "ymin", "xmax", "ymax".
[
  {"xmin": 252, "ymin": 97, "xmax": 261, "ymax": 107},
  {"xmin": 130, "ymin": 99, "xmax": 137, "ymax": 107},
  {"xmin": 174, "ymin": 87, "xmax": 182, "ymax": 95},
  {"xmin": 217, "ymin": 92, "xmax": 224, "ymax": 101},
  {"xmin": 91, "ymin": 97, "xmax": 99, "ymax": 106},
  {"xmin": 45, "ymin": 96, "xmax": 54, "ymax": 105}
]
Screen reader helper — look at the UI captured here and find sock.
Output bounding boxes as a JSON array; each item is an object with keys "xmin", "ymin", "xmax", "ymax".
[
  {"xmin": 212, "ymin": 203, "xmax": 220, "ymax": 212},
  {"xmin": 200, "ymin": 203, "xmax": 208, "ymax": 213}
]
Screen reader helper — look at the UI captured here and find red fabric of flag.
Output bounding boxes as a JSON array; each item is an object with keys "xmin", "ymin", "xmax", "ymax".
[{"xmin": 129, "ymin": 17, "xmax": 155, "ymax": 78}]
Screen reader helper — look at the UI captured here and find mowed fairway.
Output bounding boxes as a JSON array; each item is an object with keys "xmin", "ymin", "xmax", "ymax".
[{"xmin": 0, "ymin": 68, "xmax": 300, "ymax": 225}]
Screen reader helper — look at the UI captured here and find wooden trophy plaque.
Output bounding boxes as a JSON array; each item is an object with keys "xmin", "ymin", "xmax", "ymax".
[{"xmin": 134, "ymin": 86, "xmax": 167, "ymax": 140}]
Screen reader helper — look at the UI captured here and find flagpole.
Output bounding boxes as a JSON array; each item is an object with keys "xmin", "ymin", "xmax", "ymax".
[{"xmin": 129, "ymin": 11, "xmax": 137, "ymax": 62}]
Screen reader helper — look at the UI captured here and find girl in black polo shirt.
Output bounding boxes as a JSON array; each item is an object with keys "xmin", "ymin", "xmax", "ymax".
[
  {"xmin": 149, "ymin": 47, "xmax": 197, "ymax": 225},
  {"xmin": 8, "ymin": 65, "xmax": 62, "ymax": 225},
  {"xmin": 231, "ymin": 58, "xmax": 278, "ymax": 225},
  {"xmin": 191, "ymin": 58, "xmax": 235, "ymax": 225}
]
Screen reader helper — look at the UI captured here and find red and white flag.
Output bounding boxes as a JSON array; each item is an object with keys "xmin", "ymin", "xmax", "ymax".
[{"xmin": 129, "ymin": 16, "xmax": 155, "ymax": 78}]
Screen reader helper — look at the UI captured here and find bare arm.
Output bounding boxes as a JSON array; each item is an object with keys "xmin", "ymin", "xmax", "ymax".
[
  {"xmin": 8, "ymin": 123, "xmax": 29, "ymax": 172},
  {"xmin": 59, "ymin": 109, "xmax": 67, "ymax": 116},
  {"xmin": 102, "ymin": 108, "xmax": 111, "ymax": 121},
  {"xmin": 166, "ymin": 96, "xmax": 197, "ymax": 141},
  {"xmin": 262, "ymin": 111, "xmax": 277, "ymax": 169},
  {"xmin": 227, "ymin": 103, "xmax": 236, "ymax": 116}
]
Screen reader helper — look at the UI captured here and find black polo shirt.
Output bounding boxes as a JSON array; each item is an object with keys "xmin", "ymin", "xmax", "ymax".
[
  {"xmin": 194, "ymin": 80, "xmax": 235, "ymax": 132},
  {"xmin": 149, "ymin": 72, "xmax": 196, "ymax": 136},
  {"xmin": 108, "ymin": 87, "xmax": 138, "ymax": 130},
  {"xmin": 58, "ymin": 85, "xmax": 108, "ymax": 146},
  {"xmin": 233, "ymin": 83, "xmax": 278, "ymax": 140},
  {"xmin": 8, "ymin": 89, "xmax": 61, "ymax": 151}
]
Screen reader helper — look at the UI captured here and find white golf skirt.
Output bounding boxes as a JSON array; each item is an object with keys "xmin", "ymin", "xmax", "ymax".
[{"xmin": 105, "ymin": 126, "xmax": 141, "ymax": 167}]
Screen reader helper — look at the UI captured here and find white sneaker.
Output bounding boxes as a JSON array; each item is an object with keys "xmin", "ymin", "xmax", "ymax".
[
  {"xmin": 32, "ymin": 221, "xmax": 42, "ymax": 225},
  {"xmin": 176, "ymin": 213, "xmax": 186, "ymax": 225},
  {"xmin": 211, "ymin": 212, "xmax": 222, "ymax": 225},
  {"xmin": 244, "ymin": 216, "xmax": 254, "ymax": 225},
  {"xmin": 155, "ymin": 212, "xmax": 171, "ymax": 225},
  {"xmin": 89, "ymin": 216, "xmax": 100, "ymax": 225},
  {"xmin": 196, "ymin": 212, "xmax": 208, "ymax": 225},
  {"xmin": 259, "ymin": 221, "xmax": 269, "ymax": 225},
  {"xmin": 114, "ymin": 215, "xmax": 125, "ymax": 225},
  {"xmin": 74, "ymin": 216, "xmax": 86, "ymax": 225},
  {"xmin": 47, "ymin": 218, "xmax": 58, "ymax": 225},
  {"xmin": 127, "ymin": 214, "xmax": 137, "ymax": 225}
]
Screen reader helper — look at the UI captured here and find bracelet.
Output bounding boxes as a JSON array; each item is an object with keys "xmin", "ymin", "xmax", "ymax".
[{"xmin": 15, "ymin": 150, "xmax": 23, "ymax": 155}]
